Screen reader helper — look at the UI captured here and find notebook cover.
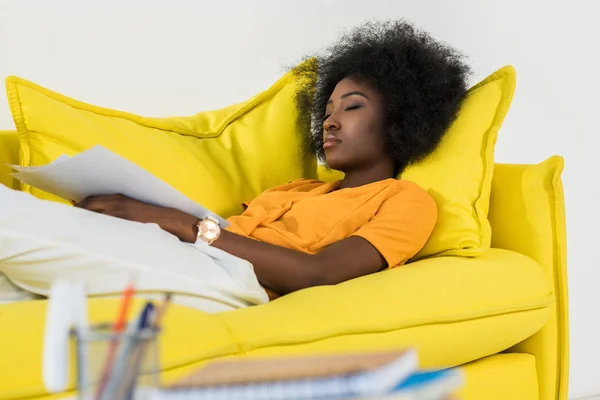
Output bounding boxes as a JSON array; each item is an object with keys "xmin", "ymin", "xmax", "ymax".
[{"xmin": 168, "ymin": 350, "xmax": 412, "ymax": 388}]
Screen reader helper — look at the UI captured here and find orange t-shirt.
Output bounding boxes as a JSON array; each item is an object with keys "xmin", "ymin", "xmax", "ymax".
[{"xmin": 226, "ymin": 178, "xmax": 437, "ymax": 270}]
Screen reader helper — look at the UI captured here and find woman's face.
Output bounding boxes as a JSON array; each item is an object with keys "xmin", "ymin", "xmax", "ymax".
[{"xmin": 323, "ymin": 77, "xmax": 388, "ymax": 172}]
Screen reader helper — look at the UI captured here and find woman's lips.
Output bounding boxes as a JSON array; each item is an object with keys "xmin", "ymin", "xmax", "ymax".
[{"xmin": 323, "ymin": 137, "xmax": 342, "ymax": 149}]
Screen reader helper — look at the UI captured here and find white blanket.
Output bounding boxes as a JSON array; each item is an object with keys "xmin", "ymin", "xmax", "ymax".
[
  {"xmin": 0, "ymin": 271, "xmax": 41, "ymax": 303},
  {"xmin": 0, "ymin": 185, "xmax": 268, "ymax": 312}
]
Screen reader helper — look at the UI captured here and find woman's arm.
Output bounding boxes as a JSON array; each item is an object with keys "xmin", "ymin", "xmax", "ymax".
[
  {"xmin": 168, "ymin": 208, "xmax": 385, "ymax": 294},
  {"xmin": 213, "ymin": 230, "xmax": 385, "ymax": 295},
  {"xmin": 76, "ymin": 194, "xmax": 386, "ymax": 295}
]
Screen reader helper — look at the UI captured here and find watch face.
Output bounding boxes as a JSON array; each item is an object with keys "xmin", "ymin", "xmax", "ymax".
[{"xmin": 202, "ymin": 220, "xmax": 220, "ymax": 240}]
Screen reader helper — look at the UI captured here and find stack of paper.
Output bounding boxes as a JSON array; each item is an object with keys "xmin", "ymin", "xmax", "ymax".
[{"xmin": 9, "ymin": 145, "xmax": 228, "ymax": 227}]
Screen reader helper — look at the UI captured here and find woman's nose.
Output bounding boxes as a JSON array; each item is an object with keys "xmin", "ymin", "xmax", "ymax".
[{"xmin": 323, "ymin": 115, "xmax": 340, "ymax": 131}]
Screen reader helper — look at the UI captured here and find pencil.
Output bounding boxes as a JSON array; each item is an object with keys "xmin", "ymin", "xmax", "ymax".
[{"xmin": 94, "ymin": 282, "xmax": 135, "ymax": 400}]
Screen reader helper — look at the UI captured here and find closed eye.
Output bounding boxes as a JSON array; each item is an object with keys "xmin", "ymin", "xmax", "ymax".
[{"xmin": 324, "ymin": 104, "xmax": 361, "ymax": 119}]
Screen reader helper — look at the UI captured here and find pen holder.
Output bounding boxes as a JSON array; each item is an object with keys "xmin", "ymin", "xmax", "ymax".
[{"xmin": 70, "ymin": 323, "xmax": 160, "ymax": 400}]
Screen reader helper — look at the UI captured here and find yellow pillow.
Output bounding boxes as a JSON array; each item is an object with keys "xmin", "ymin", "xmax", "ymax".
[
  {"xmin": 5, "ymin": 66, "xmax": 317, "ymax": 218},
  {"xmin": 319, "ymin": 66, "xmax": 517, "ymax": 260},
  {"xmin": 6, "ymin": 64, "xmax": 514, "ymax": 260}
]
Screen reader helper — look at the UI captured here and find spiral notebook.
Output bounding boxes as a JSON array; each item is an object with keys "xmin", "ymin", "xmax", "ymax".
[{"xmin": 161, "ymin": 349, "xmax": 418, "ymax": 400}]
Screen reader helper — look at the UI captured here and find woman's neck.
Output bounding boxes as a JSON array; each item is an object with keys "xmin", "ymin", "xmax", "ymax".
[{"xmin": 338, "ymin": 161, "xmax": 396, "ymax": 190}]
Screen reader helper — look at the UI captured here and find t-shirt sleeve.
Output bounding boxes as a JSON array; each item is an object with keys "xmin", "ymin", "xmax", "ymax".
[{"xmin": 350, "ymin": 185, "xmax": 437, "ymax": 268}]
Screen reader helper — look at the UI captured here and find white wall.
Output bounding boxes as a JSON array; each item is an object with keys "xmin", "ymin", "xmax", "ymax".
[{"xmin": 0, "ymin": 0, "xmax": 597, "ymax": 397}]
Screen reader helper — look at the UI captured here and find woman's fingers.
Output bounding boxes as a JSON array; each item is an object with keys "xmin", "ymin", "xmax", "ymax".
[{"xmin": 75, "ymin": 196, "xmax": 108, "ymax": 212}]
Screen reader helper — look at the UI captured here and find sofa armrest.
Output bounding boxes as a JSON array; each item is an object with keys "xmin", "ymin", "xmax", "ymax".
[
  {"xmin": 0, "ymin": 130, "xmax": 19, "ymax": 190},
  {"xmin": 489, "ymin": 157, "xmax": 569, "ymax": 400},
  {"xmin": 221, "ymin": 249, "xmax": 551, "ymax": 369}
]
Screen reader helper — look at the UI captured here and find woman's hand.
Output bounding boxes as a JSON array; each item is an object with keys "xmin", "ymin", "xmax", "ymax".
[{"xmin": 75, "ymin": 194, "xmax": 199, "ymax": 242}]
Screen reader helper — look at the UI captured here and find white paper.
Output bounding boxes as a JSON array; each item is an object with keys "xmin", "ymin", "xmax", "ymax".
[
  {"xmin": 9, "ymin": 145, "xmax": 229, "ymax": 227},
  {"xmin": 9, "ymin": 154, "xmax": 70, "ymax": 173}
]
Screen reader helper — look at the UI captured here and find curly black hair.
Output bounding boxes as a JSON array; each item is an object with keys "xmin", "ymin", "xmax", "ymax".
[{"xmin": 293, "ymin": 20, "xmax": 471, "ymax": 175}]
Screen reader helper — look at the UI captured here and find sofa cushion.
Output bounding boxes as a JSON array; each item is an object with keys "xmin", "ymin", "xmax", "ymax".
[
  {"xmin": 4, "ymin": 65, "xmax": 317, "ymax": 218},
  {"xmin": 457, "ymin": 353, "xmax": 539, "ymax": 400},
  {"xmin": 319, "ymin": 66, "xmax": 517, "ymax": 260},
  {"xmin": 219, "ymin": 249, "xmax": 551, "ymax": 368}
]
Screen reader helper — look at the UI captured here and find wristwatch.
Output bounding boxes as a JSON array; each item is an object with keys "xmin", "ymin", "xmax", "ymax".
[{"xmin": 195, "ymin": 216, "xmax": 221, "ymax": 245}]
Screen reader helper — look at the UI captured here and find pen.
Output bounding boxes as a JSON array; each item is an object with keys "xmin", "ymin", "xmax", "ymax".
[
  {"xmin": 122, "ymin": 292, "xmax": 172, "ymax": 399},
  {"xmin": 108, "ymin": 301, "xmax": 156, "ymax": 400}
]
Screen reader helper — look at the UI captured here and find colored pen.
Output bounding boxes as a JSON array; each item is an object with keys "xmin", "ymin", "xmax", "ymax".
[{"xmin": 94, "ymin": 282, "xmax": 135, "ymax": 400}]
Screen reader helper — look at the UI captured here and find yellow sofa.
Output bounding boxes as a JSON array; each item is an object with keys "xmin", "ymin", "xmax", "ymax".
[{"xmin": 0, "ymin": 129, "xmax": 568, "ymax": 400}]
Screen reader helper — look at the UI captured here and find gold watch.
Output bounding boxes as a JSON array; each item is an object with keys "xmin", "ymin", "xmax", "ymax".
[{"xmin": 196, "ymin": 216, "xmax": 221, "ymax": 245}]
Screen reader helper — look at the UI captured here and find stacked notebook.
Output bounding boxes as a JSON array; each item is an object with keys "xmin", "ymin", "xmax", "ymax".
[{"xmin": 160, "ymin": 349, "xmax": 462, "ymax": 400}]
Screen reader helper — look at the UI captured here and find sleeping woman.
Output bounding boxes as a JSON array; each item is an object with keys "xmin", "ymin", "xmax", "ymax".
[{"xmin": 0, "ymin": 20, "xmax": 470, "ymax": 311}]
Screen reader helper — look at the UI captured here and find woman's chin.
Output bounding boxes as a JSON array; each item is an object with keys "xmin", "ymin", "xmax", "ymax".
[{"xmin": 324, "ymin": 156, "xmax": 343, "ymax": 171}]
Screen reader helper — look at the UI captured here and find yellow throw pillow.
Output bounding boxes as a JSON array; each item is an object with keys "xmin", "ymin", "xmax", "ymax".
[
  {"xmin": 318, "ymin": 66, "xmax": 516, "ymax": 260},
  {"xmin": 6, "ymin": 64, "xmax": 514, "ymax": 260},
  {"xmin": 5, "ymin": 66, "xmax": 317, "ymax": 218}
]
